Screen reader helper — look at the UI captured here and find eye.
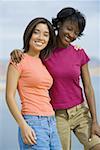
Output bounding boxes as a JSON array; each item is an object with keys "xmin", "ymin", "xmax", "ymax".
[
  {"xmin": 74, "ymin": 31, "xmax": 79, "ymax": 36},
  {"xmin": 67, "ymin": 26, "xmax": 72, "ymax": 31},
  {"xmin": 33, "ymin": 29, "xmax": 39, "ymax": 34},
  {"xmin": 44, "ymin": 33, "xmax": 49, "ymax": 37}
]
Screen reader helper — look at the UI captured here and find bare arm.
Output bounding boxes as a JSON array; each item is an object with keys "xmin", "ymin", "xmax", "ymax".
[
  {"xmin": 6, "ymin": 64, "xmax": 36, "ymax": 144},
  {"xmin": 81, "ymin": 63, "xmax": 100, "ymax": 137}
]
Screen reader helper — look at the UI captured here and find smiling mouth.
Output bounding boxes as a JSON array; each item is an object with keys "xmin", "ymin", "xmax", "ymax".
[
  {"xmin": 33, "ymin": 41, "xmax": 44, "ymax": 46},
  {"xmin": 64, "ymin": 35, "xmax": 71, "ymax": 42}
]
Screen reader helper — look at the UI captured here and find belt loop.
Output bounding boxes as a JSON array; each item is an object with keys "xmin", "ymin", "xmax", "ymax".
[
  {"xmin": 66, "ymin": 109, "xmax": 70, "ymax": 119},
  {"xmin": 76, "ymin": 105, "xmax": 78, "ymax": 111},
  {"xmin": 38, "ymin": 116, "xmax": 40, "ymax": 119}
]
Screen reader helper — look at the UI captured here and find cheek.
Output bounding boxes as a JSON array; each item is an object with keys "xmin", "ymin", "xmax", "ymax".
[
  {"xmin": 45, "ymin": 37, "xmax": 49, "ymax": 44},
  {"xmin": 29, "ymin": 39, "xmax": 31, "ymax": 46},
  {"xmin": 59, "ymin": 30, "xmax": 65, "ymax": 38},
  {"xmin": 29, "ymin": 39, "xmax": 33, "ymax": 46}
]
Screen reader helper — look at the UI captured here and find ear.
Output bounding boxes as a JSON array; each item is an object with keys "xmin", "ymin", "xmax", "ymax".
[{"xmin": 57, "ymin": 22, "xmax": 62, "ymax": 28}]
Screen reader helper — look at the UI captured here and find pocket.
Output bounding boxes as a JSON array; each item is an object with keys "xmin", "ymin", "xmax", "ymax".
[
  {"xmin": 23, "ymin": 115, "xmax": 41, "ymax": 127},
  {"xmin": 51, "ymin": 116, "xmax": 56, "ymax": 127},
  {"xmin": 83, "ymin": 106, "xmax": 89, "ymax": 114},
  {"xmin": 79, "ymin": 105, "xmax": 90, "ymax": 120},
  {"xmin": 80, "ymin": 105, "xmax": 89, "ymax": 114}
]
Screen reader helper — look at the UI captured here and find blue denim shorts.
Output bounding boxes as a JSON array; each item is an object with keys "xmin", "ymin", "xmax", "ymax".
[{"xmin": 18, "ymin": 115, "xmax": 62, "ymax": 150}]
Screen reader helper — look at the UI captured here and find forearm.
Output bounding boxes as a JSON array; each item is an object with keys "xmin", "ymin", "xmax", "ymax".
[
  {"xmin": 6, "ymin": 95, "xmax": 27, "ymax": 128},
  {"xmin": 84, "ymin": 86, "xmax": 97, "ymax": 123}
]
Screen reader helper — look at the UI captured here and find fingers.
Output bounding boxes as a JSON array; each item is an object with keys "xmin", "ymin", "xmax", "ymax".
[
  {"xmin": 13, "ymin": 51, "xmax": 19, "ymax": 64},
  {"xmin": 24, "ymin": 135, "xmax": 36, "ymax": 145},
  {"xmin": 15, "ymin": 51, "xmax": 22, "ymax": 63},
  {"xmin": 10, "ymin": 49, "xmax": 24, "ymax": 64},
  {"xmin": 89, "ymin": 128, "xmax": 94, "ymax": 140},
  {"xmin": 96, "ymin": 128, "xmax": 100, "ymax": 137},
  {"xmin": 29, "ymin": 130, "xmax": 37, "ymax": 144},
  {"xmin": 23, "ymin": 129, "xmax": 37, "ymax": 145},
  {"xmin": 10, "ymin": 52, "xmax": 15, "ymax": 63},
  {"xmin": 20, "ymin": 50, "xmax": 24, "ymax": 59},
  {"xmin": 89, "ymin": 126, "xmax": 100, "ymax": 142},
  {"xmin": 32, "ymin": 129, "xmax": 37, "ymax": 140}
]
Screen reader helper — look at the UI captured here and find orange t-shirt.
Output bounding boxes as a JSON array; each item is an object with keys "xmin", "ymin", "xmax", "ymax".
[{"xmin": 10, "ymin": 53, "xmax": 54, "ymax": 116}]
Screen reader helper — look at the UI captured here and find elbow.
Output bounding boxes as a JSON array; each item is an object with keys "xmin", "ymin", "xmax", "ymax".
[
  {"xmin": 5, "ymin": 92, "xmax": 14, "ymax": 104},
  {"xmin": 5, "ymin": 93, "xmax": 11, "ymax": 104}
]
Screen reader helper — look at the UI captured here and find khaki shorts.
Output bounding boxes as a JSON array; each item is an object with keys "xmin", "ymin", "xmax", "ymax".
[{"xmin": 55, "ymin": 103, "xmax": 100, "ymax": 150}]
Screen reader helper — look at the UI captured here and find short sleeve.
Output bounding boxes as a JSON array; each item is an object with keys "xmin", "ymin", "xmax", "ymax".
[
  {"xmin": 9, "ymin": 59, "xmax": 23, "ymax": 74},
  {"xmin": 80, "ymin": 49, "xmax": 90, "ymax": 66}
]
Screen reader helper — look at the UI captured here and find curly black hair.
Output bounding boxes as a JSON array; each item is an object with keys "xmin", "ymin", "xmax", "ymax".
[{"xmin": 52, "ymin": 7, "xmax": 86, "ymax": 37}]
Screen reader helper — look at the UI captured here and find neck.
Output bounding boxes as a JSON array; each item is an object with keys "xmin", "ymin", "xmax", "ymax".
[
  {"xmin": 56, "ymin": 36, "xmax": 69, "ymax": 49},
  {"xmin": 27, "ymin": 50, "xmax": 40, "ymax": 58}
]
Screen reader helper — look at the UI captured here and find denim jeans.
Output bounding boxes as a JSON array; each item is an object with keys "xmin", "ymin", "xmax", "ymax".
[{"xmin": 18, "ymin": 115, "xmax": 62, "ymax": 150}]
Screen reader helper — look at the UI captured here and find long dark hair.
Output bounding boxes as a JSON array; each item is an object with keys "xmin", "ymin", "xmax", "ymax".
[
  {"xmin": 52, "ymin": 7, "xmax": 86, "ymax": 37},
  {"xmin": 23, "ymin": 17, "xmax": 56, "ymax": 59}
]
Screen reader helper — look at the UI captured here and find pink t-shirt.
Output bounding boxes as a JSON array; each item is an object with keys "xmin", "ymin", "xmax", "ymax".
[
  {"xmin": 43, "ymin": 44, "xmax": 90, "ymax": 110},
  {"xmin": 10, "ymin": 53, "xmax": 54, "ymax": 116}
]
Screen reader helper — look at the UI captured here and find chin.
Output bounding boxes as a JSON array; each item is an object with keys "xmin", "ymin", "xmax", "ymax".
[
  {"xmin": 63, "ymin": 42, "xmax": 69, "ymax": 47},
  {"xmin": 35, "ymin": 47, "xmax": 44, "ymax": 51}
]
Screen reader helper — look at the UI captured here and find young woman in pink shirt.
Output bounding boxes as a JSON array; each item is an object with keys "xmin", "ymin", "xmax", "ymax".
[
  {"xmin": 10, "ymin": 7, "xmax": 100, "ymax": 150},
  {"xmin": 6, "ymin": 17, "xmax": 62, "ymax": 150}
]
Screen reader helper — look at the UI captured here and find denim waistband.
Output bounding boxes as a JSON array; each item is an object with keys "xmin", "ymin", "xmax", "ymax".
[{"xmin": 23, "ymin": 115, "xmax": 55, "ymax": 121}]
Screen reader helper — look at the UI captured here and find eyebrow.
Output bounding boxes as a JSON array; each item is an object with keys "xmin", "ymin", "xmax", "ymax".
[{"xmin": 34, "ymin": 28, "xmax": 49, "ymax": 34}]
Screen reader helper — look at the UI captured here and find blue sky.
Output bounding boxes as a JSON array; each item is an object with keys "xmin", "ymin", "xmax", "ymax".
[{"xmin": 0, "ymin": 0, "xmax": 100, "ymax": 59}]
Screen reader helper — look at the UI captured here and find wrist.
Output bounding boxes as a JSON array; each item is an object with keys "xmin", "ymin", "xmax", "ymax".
[
  {"xmin": 92, "ymin": 119, "xmax": 97, "ymax": 124},
  {"xmin": 19, "ymin": 119, "xmax": 27, "ymax": 128},
  {"xmin": 91, "ymin": 114, "xmax": 97, "ymax": 122}
]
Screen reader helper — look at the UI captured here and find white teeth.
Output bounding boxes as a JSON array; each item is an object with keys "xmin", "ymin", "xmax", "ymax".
[
  {"xmin": 36, "ymin": 42, "xmax": 43, "ymax": 46},
  {"xmin": 64, "ymin": 35, "xmax": 70, "ymax": 42},
  {"xmin": 34, "ymin": 41, "xmax": 43, "ymax": 46},
  {"xmin": 65, "ymin": 35, "xmax": 69, "ymax": 39},
  {"xmin": 65, "ymin": 36, "xmax": 68, "ymax": 40}
]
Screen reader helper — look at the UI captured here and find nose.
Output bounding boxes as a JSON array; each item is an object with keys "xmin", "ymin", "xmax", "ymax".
[
  {"xmin": 38, "ymin": 33, "xmax": 44, "ymax": 40},
  {"xmin": 69, "ymin": 31, "xmax": 76, "ymax": 39}
]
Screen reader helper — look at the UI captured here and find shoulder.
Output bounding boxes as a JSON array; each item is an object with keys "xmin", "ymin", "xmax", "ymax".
[
  {"xmin": 72, "ymin": 44, "xmax": 83, "ymax": 52},
  {"xmin": 71, "ymin": 44, "xmax": 88, "ymax": 56},
  {"xmin": 9, "ymin": 54, "xmax": 28, "ymax": 73},
  {"xmin": 71, "ymin": 44, "xmax": 90, "ymax": 62}
]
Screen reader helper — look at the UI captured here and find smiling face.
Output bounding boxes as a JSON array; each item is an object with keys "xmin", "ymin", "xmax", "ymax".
[
  {"xmin": 28, "ymin": 23, "xmax": 50, "ymax": 55},
  {"xmin": 57, "ymin": 20, "xmax": 80, "ymax": 48}
]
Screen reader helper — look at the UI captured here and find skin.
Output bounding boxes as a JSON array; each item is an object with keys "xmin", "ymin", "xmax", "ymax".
[
  {"xmin": 6, "ymin": 23, "xmax": 50, "ymax": 145},
  {"xmin": 56, "ymin": 20, "xmax": 79, "ymax": 48},
  {"xmin": 57, "ymin": 20, "xmax": 100, "ymax": 150},
  {"xmin": 11, "ymin": 20, "xmax": 100, "ymax": 149}
]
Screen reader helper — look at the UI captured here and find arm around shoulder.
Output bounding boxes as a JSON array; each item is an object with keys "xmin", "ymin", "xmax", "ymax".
[{"xmin": 10, "ymin": 49, "xmax": 24, "ymax": 64}]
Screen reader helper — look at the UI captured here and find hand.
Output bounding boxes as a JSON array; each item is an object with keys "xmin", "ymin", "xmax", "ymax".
[
  {"xmin": 21, "ymin": 123, "xmax": 37, "ymax": 145},
  {"xmin": 10, "ymin": 49, "xmax": 24, "ymax": 64},
  {"xmin": 90, "ymin": 121, "xmax": 100, "ymax": 138}
]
